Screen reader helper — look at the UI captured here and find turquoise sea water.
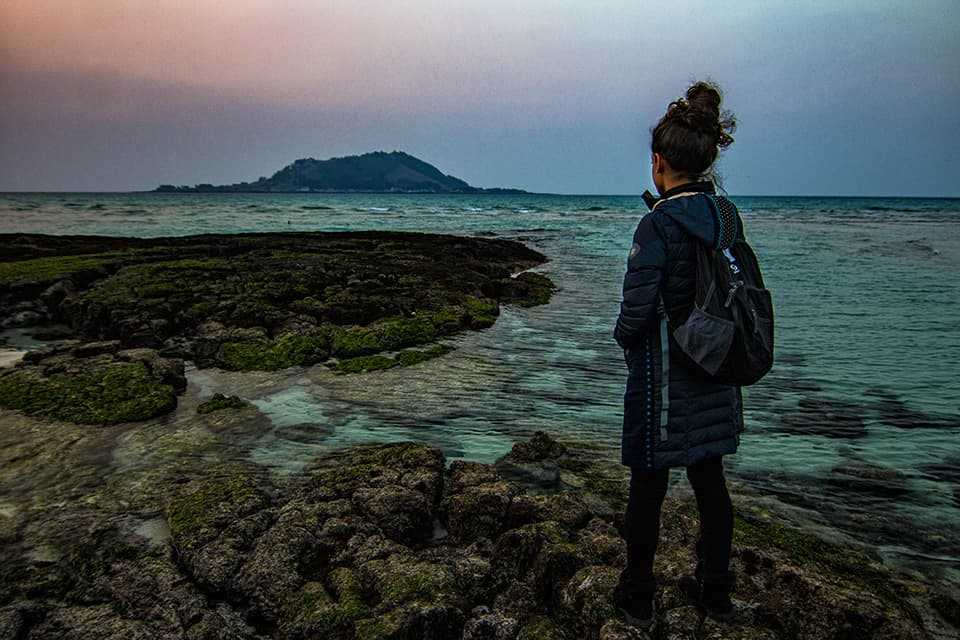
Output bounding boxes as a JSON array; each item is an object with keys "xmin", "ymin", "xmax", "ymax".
[{"xmin": 1, "ymin": 192, "xmax": 958, "ymax": 587}]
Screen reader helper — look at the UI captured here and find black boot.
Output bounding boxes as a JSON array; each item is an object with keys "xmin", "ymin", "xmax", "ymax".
[
  {"xmin": 614, "ymin": 570, "xmax": 655, "ymax": 629},
  {"xmin": 677, "ymin": 571, "xmax": 736, "ymax": 621}
]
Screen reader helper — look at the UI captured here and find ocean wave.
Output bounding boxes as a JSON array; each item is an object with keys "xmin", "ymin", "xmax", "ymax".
[
  {"xmin": 300, "ymin": 205, "xmax": 333, "ymax": 210},
  {"xmin": 862, "ymin": 205, "xmax": 938, "ymax": 214},
  {"xmin": 859, "ymin": 239, "xmax": 940, "ymax": 257}
]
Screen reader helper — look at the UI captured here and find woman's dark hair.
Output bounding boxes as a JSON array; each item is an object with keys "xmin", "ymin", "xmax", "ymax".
[{"xmin": 651, "ymin": 81, "xmax": 736, "ymax": 183}]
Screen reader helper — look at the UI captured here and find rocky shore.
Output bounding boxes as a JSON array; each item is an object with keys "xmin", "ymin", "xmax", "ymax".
[
  {"xmin": 0, "ymin": 428, "xmax": 953, "ymax": 640},
  {"xmin": 0, "ymin": 232, "xmax": 957, "ymax": 638}
]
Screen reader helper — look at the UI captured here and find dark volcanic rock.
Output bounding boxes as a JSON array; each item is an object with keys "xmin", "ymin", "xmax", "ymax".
[
  {"xmin": 826, "ymin": 460, "xmax": 911, "ymax": 500},
  {"xmin": 0, "ymin": 434, "xmax": 946, "ymax": 640},
  {"xmin": 865, "ymin": 388, "xmax": 955, "ymax": 429},
  {"xmin": 776, "ymin": 397, "xmax": 869, "ymax": 439},
  {"xmin": 495, "ymin": 430, "xmax": 569, "ymax": 490},
  {"xmin": 442, "ymin": 460, "xmax": 523, "ymax": 544},
  {"xmin": 919, "ymin": 456, "xmax": 960, "ymax": 485},
  {"xmin": 0, "ymin": 233, "xmax": 551, "ymax": 356}
]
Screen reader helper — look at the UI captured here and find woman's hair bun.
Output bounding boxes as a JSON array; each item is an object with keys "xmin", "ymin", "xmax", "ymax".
[
  {"xmin": 662, "ymin": 81, "xmax": 736, "ymax": 149},
  {"xmin": 650, "ymin": 80, "xmax": 737, "ymax": 183}
]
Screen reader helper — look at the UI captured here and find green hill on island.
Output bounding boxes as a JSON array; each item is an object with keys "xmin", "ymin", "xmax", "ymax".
[{"xmin": 156, "ymin": 151, "xmax": 524, "ymax": 194}]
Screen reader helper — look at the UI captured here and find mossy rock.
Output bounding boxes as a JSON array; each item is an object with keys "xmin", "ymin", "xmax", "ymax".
[
  {"xmin": 353, "ymin": 603, "xmax": 463, "ymax": 640},
  {"xmin": 501, "ymin": 271, "xmax": 556, "ymax": 308},
  {"xmin": 394, "ymin": 345, "xmax": 453, "ymax": 367},
  {"xmin": 216, "ymin": 333, "xmax": 330, "ymax": 371},
  {"xmin": 0, "ymin": 253, "xmax": 122, "ymax": 286},
  {"xmin": 328, "ymin": 316, "xmax": 438, "ymax": 359},
  {"xmin": 734, "ymin": 509, "xmax": 925, "ymax": 627},
  {"xmin": 330, "ymin": 355, "xmax": 398, "ymax": 374},
  {"xmin": 309, "ymin": 443, "xmax": 444, "ymax": 506},
  {"xmin": 166, "ymin": 471, "xmax": 271, "ymax": 554},
  {"xmin": 196, "ymin": 393, "xmax": 245, "ymax": 414},
  {"xmin": 330, "ymin": 345, "xmax": 453, "ymax": 374},
  {"xmin": 734, "ymin": 509, "xmax": 885, "ymax": 573},
  {"xmin": 507, "ymin": 431, "xmax": 568, "ymax": 463},
  {"xmin": 380, "ymin": 567, "xmax": 454, "ymax": 605},
  {"xmin": 280, "ymin": 571, "xmax": 370, "ymax": 638},
  {"xmin": 0, "ymin": 361, "xmax": 176, "ymax": 425},
  {"xmin": 463, "ymin": 296, "xmax": 499, "ymax": 328},
  {"xmin": 582, "ymin": 476, "xmax": 628, "ymax": 503},
  {"xmin": 517, "ymin": 615, "xmax": 566, "ymax": 640},
  {"xmin": 563, "ymin": 566, "xmax": 620, "ymax": 627}
]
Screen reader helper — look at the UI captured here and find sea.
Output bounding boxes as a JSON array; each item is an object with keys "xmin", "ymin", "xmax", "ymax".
[{"xmin": 1, "ymin": 191, "xmax": 958, "ymax": 589}]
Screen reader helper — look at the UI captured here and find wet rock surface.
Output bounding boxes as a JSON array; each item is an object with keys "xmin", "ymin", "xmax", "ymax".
[
  {"xmin": 0, "ymin": 232, "xmax": 554, "ymax": 424},
  {"xmin": 0, "ymin": 431, "xmax": 952, "ymax": 640}
]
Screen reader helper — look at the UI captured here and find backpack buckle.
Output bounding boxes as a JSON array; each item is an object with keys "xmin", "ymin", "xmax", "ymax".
[{"xmin": 724, "ymin": 281, "xmax": 743, "ymax": 308}]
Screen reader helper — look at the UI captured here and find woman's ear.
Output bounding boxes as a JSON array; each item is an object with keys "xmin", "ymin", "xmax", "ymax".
[{"xmin": 652, "ymin": 152, "xmax": 665, "ymax": 174}]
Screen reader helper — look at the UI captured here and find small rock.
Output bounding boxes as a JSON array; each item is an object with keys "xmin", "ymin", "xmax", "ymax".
[
  {"xmin": 73, "ymin": 340, "xmax": 123, "ymax": 358},
  {"xmin": 462, "ymin": 612, "xmax": 521, "ymax": 640},
  {"xmin": 599, "ymin": 619, "xmax": 649, "ymax": 639},
  {"xmin": 1, "ymin": 309, "xmax": 45, "ymax": 329}
]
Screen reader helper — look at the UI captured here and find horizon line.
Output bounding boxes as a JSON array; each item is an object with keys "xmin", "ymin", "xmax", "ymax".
[{"xmin": 1, "ymin": 190, "xmax": 959, "ymax": 199}]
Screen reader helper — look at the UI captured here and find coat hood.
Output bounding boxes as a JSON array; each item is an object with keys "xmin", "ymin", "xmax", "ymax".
[{"xmin": 649, "ymin": 182, "xmax": 741, "ymax": 251}]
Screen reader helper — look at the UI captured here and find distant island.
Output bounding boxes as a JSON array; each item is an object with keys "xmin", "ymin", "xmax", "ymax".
[{"xmin": 155, "ymin": 151, "xmax": 527, "ymax": 194}]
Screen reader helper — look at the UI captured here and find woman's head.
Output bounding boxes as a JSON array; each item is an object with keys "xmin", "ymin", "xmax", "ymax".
[{"xmin": 651, "ymin": 81, "xmax": 736, "ymax": 189}]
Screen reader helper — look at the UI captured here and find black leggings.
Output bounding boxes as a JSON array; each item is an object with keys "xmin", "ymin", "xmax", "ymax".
[{"xmin": 624, "ymin": 456, "xmax": 733, "ymax": 588}]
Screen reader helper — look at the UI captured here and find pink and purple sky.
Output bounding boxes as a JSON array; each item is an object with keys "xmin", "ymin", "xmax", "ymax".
[{"xmin": 1, "ymin": 0, "xmax": 958, "ymax": 195}]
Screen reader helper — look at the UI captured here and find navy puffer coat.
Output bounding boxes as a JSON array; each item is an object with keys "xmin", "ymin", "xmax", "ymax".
[{"xmin": 614, "ymin": 182, "xmax": 744, "ymax": 470}]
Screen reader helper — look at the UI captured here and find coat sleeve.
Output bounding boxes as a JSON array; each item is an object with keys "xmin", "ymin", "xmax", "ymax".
[{"xmin": 614, "ymin": 213, "xmax": 668, "ymax": 349}]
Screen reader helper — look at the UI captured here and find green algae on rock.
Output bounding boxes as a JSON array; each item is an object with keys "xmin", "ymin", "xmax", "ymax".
[
  {"xmin": 0, "ymin": 341, "xmax": 184, "ymax": 426},
  {"xmin": 196, "ymin": 393, "xmax": 246, "ymax": 414},
  {"xmin": 0, "ymin": 230, "xmax": 554, "ymax": 425},
  {"xmin": 330, "ymin": 345, "xmax": 454, "ymax": 374},
  {"xmin": 500, "ymin": 271, "xmax": 556, "ymax": 308},
  {"xmin": 0, "ymin": 252, "xmax": 123, "ymax": 288},
  {"xmin": 165, "ymin": 468, "xmax": 274, "ymax": 565},
  {"xmin": 0, "ymin": 231, "xmax": 554, "ymax": 374},
  {"xmin": 734, "ymin": 509, "xmax": 927, "ymax": 629},
  {"xmin": 215, "ymin": 332, "xmax": 331, "ymax": 371},
  {"xmin": 0, "ymin": 359, "xmax": 176, "ymax": 425}
]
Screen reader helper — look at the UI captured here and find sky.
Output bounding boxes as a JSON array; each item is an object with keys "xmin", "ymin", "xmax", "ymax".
[{"xmin": 1, "ymin": 0, "xmax": 958, "ymax": 196}]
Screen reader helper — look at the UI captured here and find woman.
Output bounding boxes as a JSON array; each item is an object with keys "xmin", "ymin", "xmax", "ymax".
[{"xmin": 613, "ymin": 81, "xmax": 743, "ymax": 626}]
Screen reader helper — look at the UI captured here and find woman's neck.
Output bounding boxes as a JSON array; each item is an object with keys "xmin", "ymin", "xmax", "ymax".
[{"xmin": 659, "ymin": 174, "xmax": 689, "ymax": 194}]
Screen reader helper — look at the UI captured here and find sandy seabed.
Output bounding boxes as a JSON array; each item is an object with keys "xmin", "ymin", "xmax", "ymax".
[{"xmin": 0, "ymin": 349, "xmax": 24, "ymax": 369}]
